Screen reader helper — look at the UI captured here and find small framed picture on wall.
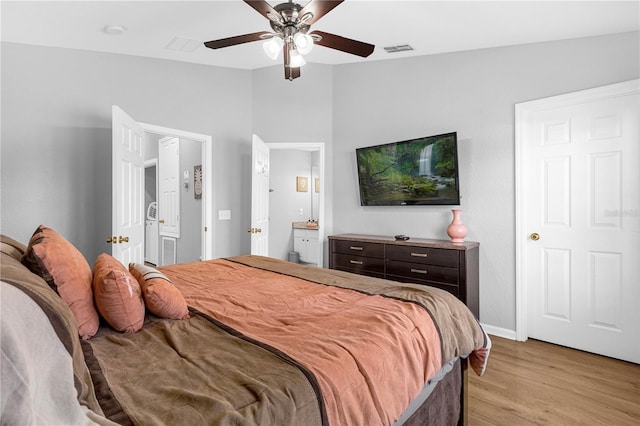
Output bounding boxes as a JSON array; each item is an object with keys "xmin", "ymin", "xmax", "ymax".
[{"xmin": 296, "ymin": 176, "xmax": 308, "ymax": 192}]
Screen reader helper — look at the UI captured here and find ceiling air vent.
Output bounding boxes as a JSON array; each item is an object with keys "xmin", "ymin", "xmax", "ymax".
[
  {"xmin": 165, "ymin": 36, "xmax": 201, "ymax": 53},
  {"xmin": 383, "ymin": 44, "xmax": 414, "ymax": 53}
]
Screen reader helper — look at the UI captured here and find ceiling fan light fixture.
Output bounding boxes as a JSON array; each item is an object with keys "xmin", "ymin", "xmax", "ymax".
[
  {"xmin": 263, "ymin": 36, "xmax": 284, "ymax": 60},
  {"xmin": 293, "ymin": 32, "xmax": 313, "ymax": 55},
  {"xmin": 289, "ymin": 49, "xmax": 306, "ymax": 67}
]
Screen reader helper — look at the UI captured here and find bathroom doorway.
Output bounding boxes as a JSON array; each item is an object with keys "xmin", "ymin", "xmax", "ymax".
[{"xmin": 267, "ymin": 142, "xmax": 325, "ymax": 267}]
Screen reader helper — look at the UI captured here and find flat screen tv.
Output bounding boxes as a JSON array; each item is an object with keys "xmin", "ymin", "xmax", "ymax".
[{"xmin": 356, "ymin": 132, "xmax": 460, "ymax": 206}]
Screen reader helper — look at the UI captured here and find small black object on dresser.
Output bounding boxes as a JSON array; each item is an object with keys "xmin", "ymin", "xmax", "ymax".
[{"xmin": 328, "ymin": 234, "xmax": 479, "ymax": 319}]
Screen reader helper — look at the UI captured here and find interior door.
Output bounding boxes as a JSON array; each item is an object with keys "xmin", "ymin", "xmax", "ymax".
[
  {"xmin": 251, "ymin": 134, "xmax": 270, "ymax": 256},
  {"xmin": 158, "ymin": 136, "xmax": 180, "ymax": 239},
  {"xmin": 519, "ymin": 80, "xmax": 639, "ymax": 363},
  {"xmin": 111, "ymin": 106, "xmax": 145, "ymax": 265}
]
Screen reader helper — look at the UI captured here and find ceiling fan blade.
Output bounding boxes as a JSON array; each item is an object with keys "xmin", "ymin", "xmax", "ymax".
[
  {"xmin": 204, "ymin": 31, "xmax": 270, "ymax": 49},
  {"xmin": 298, "ymin": 0, "xmax": 344, "ymax": 25},
  {"xmin": 309, "ymin": 31, "xmax": 375, "ymax": 57},
  {"xmin": 244, "ymin": 0, "xmax": 280, "ymax": 22}
]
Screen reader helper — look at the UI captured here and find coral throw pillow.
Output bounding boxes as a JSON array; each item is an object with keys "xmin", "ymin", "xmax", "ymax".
[
  {"xmin": 129, "ymin": 263, "xmax": 189, "ymax": 320},
  {"xmin": 21, "ymin": 225, "xmax": 99, "ymax": 340},
  {"xmin": 93, "ymin": 253, "xmax": 145, "ymax": 333}
]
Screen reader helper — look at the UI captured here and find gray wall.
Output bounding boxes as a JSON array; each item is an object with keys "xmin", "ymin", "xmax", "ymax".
[
  {"xmin": 177, "ymin": 138, "xmax": 203, "ymax": 264},
  {"xmin": 1, "ymin": 42, "xmax": 253, "ymax": 264},
  {"xmin": 1, "ymin": 31, "xmax": 638, "ymax": 334},
  {"xmin": 330, "ymin": 32, "xmax": 639, "ymax": 332}
]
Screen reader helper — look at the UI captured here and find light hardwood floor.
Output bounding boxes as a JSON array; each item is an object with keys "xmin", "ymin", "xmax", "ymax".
[{"xmin": 467, "ymin": 336, "xmax": 640, "ymax": 425}]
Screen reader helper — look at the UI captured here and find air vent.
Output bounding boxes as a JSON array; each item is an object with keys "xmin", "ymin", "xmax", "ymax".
[
  {"xmin": 383, "ymin": 44, "xmax": 414, "ymax": 53},
  {"xmin": 165, "ymin": 36, "xmax": 201, "ymax": 53}
]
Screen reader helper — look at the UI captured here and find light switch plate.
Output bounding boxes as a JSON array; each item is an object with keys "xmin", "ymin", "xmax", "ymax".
[{"xmin": 218, "ymin": 210, "xmax": 231, "ymax": 220}]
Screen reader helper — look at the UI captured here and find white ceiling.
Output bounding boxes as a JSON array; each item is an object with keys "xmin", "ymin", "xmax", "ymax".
[{"xmin": 2, "ymin": 1, "xmax": 639, "ymax": 70}]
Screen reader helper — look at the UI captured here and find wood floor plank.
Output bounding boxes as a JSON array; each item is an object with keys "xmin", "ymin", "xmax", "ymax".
[{"xmin": 468, "ymin": 336, "xmax": 640, "ymax": 425}]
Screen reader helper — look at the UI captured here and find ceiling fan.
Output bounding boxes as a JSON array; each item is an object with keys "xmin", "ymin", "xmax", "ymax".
[{"xmin": 204, "ymin": 0, "xmax": 375, "ymax": 81}]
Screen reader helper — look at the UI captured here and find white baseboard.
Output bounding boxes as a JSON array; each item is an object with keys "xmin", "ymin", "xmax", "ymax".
[{"xmin": 480, "ymin": 323, "xmax": 517, "ymax": 340}]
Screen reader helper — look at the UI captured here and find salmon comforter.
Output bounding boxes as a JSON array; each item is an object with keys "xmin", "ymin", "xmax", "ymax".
[{"xmin": 83, "ymin": 255, "xmax": 489, "ymax": 426}]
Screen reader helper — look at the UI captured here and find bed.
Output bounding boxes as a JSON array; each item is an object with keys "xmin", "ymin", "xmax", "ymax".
[{"xmin": 0, "ymin": 227, "xmax": 490, "ymax": 426}]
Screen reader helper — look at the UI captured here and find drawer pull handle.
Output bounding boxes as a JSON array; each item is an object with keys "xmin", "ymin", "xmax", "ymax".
[
  {"xmin": 350, "ymin": 260, "xmax": 364, "ymax": 265},
  {"xmin": 410, "ymin": 252, "xmax": 428, "ymax": 257},
  {"xmin": 350, "ymin": 246, "xmax": 364, "ymax": 251},
  {"xmin": 411, "ymin": 268, "xmax": 428, "ymax": 274}
]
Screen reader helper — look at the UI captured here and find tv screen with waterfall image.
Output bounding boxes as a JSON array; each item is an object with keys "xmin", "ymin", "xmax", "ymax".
[{"xmin": 356, "ymin": 132, "xmax": 460, "ymax": 206}]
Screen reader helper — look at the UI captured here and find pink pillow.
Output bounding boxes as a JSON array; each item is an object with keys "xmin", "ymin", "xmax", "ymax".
[
  {"xmin": 21, "ymin": 225, "xmax": 99, "ymax": 340},
  {"xmin": 129, "ymin": 263, "xmax": 189, "ymax": 320},
  {"xmin": 93, "ymin": 254, "xmax": 145, "ymax": 333}
]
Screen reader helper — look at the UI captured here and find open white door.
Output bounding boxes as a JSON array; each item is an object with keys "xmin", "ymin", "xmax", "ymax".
[
  {"xmin": 158, "ymin": 136, "xmax": 180, "ymax": 239},
  {"xmin": 112, "ymin": 106, "xmax": 145, "ymax": 265},
  {"xmin": 251, "ymin": 135, "xmax": 270, "ymax": 256}
]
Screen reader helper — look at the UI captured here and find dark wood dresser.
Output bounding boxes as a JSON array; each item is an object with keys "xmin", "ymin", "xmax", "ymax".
[{"xmin": 328, "ymin": 234, "xmax": 479, "ymax": 318}]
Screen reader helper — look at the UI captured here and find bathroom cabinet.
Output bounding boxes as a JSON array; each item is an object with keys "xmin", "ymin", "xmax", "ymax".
[{"xmin": 293, "ymin": 228, "xmax": 319, "ymax": 264}]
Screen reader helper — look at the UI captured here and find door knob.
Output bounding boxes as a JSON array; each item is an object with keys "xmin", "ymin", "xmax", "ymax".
[
  {"xmin": 530, "ymin": 233, "xmax": 540, "ymax": 241},
  {"xmin": 119, "ymin": 236, "xmax": 129, "ymax": 243},
  {"xmin": 106, "ymin": 236, "xmax": 117, "ymax": 244},
  {"xmin": 159, "ymin": 219, "xmax": 165, "ymax": 224}
]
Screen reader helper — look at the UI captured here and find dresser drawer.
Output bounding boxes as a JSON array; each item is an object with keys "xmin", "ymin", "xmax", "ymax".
[
  {"xmin": 386, "ymin": 245, "xmax": 459, "ymax": 267},
  {"xmin": 386, "ymin": 260, "xmax": 459, "ymax": 285},
  {"xmin": 331, "ymin": 253, "xmax": 385, "ymax": 276},
  {"xmin": 331, "ymin": 240, "xmax": 385, "ymax": 258}
]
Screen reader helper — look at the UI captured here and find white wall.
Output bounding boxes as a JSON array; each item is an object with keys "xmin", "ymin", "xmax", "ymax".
[{"xmin": 331, "ymin": 32, "xmax": 639, "ymax": 331}]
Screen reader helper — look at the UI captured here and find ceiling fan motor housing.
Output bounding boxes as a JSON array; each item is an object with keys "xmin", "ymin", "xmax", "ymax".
[{"xmin": 270, "ymin": 2, "xmax": 313, "ymax": 37}]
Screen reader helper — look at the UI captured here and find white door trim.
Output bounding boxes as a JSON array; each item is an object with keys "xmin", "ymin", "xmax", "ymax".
[
  {"xmin": 268, "ymin": 142, "xmax": 325, "ymax": 268},
  {"xmin": 140, "ymin": 122, "xmax": 213, "ymax": 261},
  {"xmin": 514, "ymin": 79, "xmax": 640, "ymax": 342}
]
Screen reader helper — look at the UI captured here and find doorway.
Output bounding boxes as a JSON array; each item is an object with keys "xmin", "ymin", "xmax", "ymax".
[
  {"xmin": 268, "ymin": 142, "xmax": 325, "ymax": 268},
  {"xmin": 249, "ymin": 137, "xmax": 326, "ymax": 268},
  {"xmin": 144, "ymin": 159, "xmax": 159, "ymax": 265},
  {"xmin": 144, "ymin": 131, "xmax": 207, "ymax": 265},
  {"xmin": 269, "ymin": 148, "xmax": 322, "ymax": 264},
  {"xmin": 112, "ymin": 106, "xmax": 213, "ymax": 266},
  {"xmin": 515, "ymin": 80, "xmax": 639, "ymax": 363}
]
